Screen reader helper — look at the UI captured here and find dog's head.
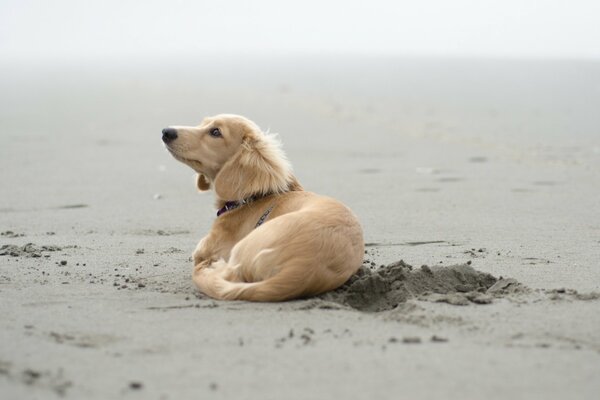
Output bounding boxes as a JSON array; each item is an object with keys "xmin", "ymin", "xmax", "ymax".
[{"xmin": 162, "ymin": 114, "xmax": 298, "ymax": 201}]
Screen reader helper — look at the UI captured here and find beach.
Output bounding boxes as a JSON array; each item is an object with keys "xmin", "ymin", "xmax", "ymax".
[{"xmin": 1, "ymin": 56, "xmax": 599, "ymax": 399}]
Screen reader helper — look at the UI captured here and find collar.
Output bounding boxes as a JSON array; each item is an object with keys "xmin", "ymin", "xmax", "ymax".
[
  {"xmin": 217, "ymin": 200, "xmax": 245, "ymax": 217},
  {"xmin": 216, "ymin": 195, "xmax": 261, "ymax": 217},
  {"xmin": 216, "ymin": 195, "xmax": 276, "ymax": 229}
]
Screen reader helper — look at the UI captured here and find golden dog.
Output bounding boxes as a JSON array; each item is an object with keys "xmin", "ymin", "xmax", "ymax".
[{"xmin": 162, "ymin": 114, "xmax": 364, "ymax": 301}]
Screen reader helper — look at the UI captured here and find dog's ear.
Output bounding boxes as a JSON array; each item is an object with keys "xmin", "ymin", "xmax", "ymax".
[
  {"xmin": 214, "ymin": 134, "xmax": 293, "ymax": 201},
  {"xmin": 196, "ymin": 174, "xmax": 211, "ymax": 191}
]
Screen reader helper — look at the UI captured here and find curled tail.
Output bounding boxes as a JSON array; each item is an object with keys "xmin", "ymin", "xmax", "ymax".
[
  {"xmin": 192, "ymin": 210, "xmax": 364, "ymax": 302},
  {"xmin": 193, "ymin": 261, "xmax": 310, "ymax": 302}
]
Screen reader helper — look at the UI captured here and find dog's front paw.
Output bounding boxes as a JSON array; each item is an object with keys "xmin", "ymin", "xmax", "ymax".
[
  {"xmin": 192, "ymin": 251, "xmax": 204, "ymax": 266},
  {"xmin": 192, "ymin": 246, "xmax": 208, "ymax": 265},
  {"xmin": 193, "ymin": 259, "xmax": 214, "ymax": 274},
  {"xmin": 192, "ymin": 237, "xmax": 209, "ymax": 265}
]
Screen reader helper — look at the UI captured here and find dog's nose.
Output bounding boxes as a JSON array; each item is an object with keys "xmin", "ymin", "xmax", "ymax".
[{"xmin": 162, "ymin": 127, "xmax": 178, "ymax": 143}]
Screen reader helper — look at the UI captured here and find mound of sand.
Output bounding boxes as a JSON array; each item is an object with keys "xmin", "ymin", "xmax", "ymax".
[
  {"xmin": 0, "ymin": 243, "xmax": 62, "ymax": 258},
  {"xmin": 321, "ymin": 261, "xmax": 524, "ymax": 312}
]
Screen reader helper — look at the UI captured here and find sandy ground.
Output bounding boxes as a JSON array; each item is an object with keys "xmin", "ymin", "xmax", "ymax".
[{"xmin": 1, "ymin": 57, "xmax": 599, "ymax": 399}]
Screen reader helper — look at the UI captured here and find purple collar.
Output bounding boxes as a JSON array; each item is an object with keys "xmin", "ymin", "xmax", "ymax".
[
  {"xmin": 216, "ymin": 200, "xmax": 245, "ymax": 217},
  {"xmin": 216, "ymin": 195, "xmax": 262, "ymax": 217},
  {"xmin": 216, "ymin": 195, "xmax": 276, "ymax": 228}
]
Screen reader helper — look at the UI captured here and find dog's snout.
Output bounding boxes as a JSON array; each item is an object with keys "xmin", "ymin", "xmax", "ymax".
[{"xmin": 162, "ymin": 127, "xmax": 178, "ymax": 143}]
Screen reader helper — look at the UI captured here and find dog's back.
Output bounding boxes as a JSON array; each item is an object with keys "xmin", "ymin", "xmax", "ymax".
[{"xmin": 193, "ymin": 192, "xmax": 364, "ymax": 301}]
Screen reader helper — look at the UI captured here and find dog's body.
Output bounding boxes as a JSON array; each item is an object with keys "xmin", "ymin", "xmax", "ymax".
[{"xmin": 162, "ymin": 114, "xmax": 364, "ymax": 301}]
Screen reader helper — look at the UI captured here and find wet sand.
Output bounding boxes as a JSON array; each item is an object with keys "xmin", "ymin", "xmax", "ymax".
[{"xmin": 1, "ymin": 56, "xmax": 599, "ymax": 399}]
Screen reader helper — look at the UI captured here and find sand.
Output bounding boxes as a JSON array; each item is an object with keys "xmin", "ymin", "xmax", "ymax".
[
  {"xmin": 321, "ymin": 262, "xmax": 498, "ymax": 311},
  {"xmin": 1, "ymin": 56, "xmax": 599, "ymax": 399}
]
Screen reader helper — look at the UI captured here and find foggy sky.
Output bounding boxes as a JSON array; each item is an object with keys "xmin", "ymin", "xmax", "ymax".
[{"xmin": 2, "ymin": 0, "xmax": 599, "ymax": 62}]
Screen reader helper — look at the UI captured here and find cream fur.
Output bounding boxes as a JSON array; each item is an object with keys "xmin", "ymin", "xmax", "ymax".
[{"xmin": 164, "ymin": 114, "xmax": 364, "ymax": 301}]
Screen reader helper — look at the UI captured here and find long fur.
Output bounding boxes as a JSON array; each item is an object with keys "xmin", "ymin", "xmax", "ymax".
[
  {"xmin": 213, "ymin": 132, "xmax": 294, "ymax": 201},
  {"xmin": 164, "ymin": 114, "xmax": 364, "ymax": 302}
]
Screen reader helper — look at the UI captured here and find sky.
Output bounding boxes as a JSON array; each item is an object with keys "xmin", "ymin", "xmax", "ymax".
[{"xmin": 1, "ymin": 0, "xmax": 600, "ymax": 62}]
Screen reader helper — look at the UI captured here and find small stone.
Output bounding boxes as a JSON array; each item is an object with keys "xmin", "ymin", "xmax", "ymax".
[
  {"xmin": 60, "ymin": 260, "xmax": 67, "ymax": 266},
  {"xmin": 438, "ymin": 293, "xmax": 470, "ymax": 306},
  {"xmin": 129, "ymin": 381, "xmax": 143, "ymax": 390},
  {"xmin": 300, "ymin": 334, "xmax": 311, "ymax": 345},
  {"xmin": 23, "ymin": 369, "xmax": 41, "ymax": 382},
  {"xmin": 420, "ymin": 265, "xmax": 432, "ymax": 274},
  {"xmin": 468, "ymin": 293, "xmax": 493, "ymax": 304},
  {"xmin": 402, "ymin": 336, "xmax": 421, "ymax": 344}
]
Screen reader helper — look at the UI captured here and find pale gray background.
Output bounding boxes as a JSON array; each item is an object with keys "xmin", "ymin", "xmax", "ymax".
[
  {"xmin": 2, "ymin": 0, "xmax": 600, "ymax": 62},
  {"xmin": 1, "ymin": 2, "xmax": 599, "ymax": 400}
]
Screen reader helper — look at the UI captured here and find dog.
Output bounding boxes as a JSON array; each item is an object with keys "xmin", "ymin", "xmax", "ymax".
[{"xmin": 162, "ymin": 114, "xmax": 364, "ymax": 301}]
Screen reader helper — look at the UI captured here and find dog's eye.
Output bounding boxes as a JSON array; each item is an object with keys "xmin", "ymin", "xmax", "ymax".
[{"xmin": 209, "ymin": 127, "xmax": 222, "ymax": 138}]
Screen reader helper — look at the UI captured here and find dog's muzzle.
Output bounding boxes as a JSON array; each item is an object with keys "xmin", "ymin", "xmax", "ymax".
[{"xmin": 162, "ymin": 127, "xmax": 178, "ymax": 143}]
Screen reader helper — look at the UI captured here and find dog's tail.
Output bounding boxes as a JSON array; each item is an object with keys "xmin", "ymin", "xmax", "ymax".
[
  {"xmin": 192, "ymin": 208, "xmax": 364, "ymax": 302},
  {"xmin": 193, "ymin": 255, "xmax": 355, "ymax": 302},
  {"xmin": 193, "ymin": 261, "xmax": 326, "ymax": 302}
]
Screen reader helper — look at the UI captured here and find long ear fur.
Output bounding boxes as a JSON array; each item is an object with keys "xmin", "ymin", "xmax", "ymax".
[
  {"xmin": 196, "ymin": 174, "xmax": 211, "ymax": 191},
  {"xmin": 214, "ymin": 133, "xmax": 294, "ymax": 201}
]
